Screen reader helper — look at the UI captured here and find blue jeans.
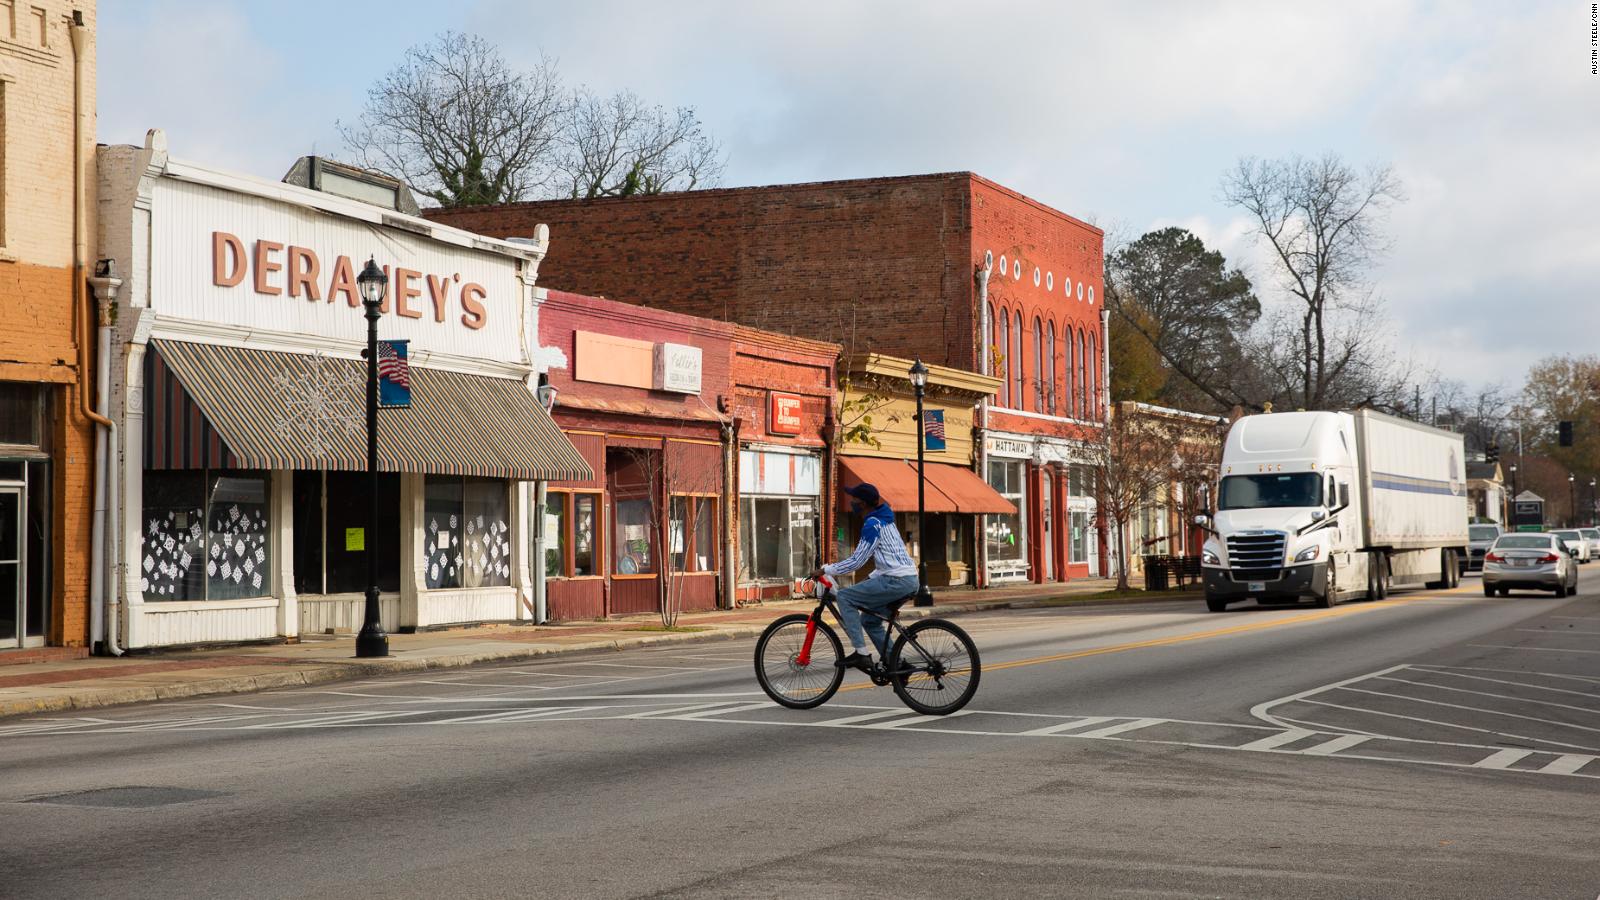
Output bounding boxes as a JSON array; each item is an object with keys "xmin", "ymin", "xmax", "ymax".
[{"xmin": 835, "ymin": 574, "xmax": 919, "ymax": 656}]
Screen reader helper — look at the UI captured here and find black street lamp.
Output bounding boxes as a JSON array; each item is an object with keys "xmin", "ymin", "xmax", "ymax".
[
  {"xmin": 1590, "ymin": 478, "xmax": 1597, "ymax": 527},
  {"xmin": 355, "ymin": 258, "xmax": 390, "ymax": 658},
  {"xmin": 1569, "ymin": 473, "xmax": 1577, "ymax": 528},
  {"xmin": 909, "ymin": 359, "xmax": 934, "ymax": 608}
]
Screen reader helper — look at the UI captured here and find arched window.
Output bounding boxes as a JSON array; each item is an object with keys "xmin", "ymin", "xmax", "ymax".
[
  {"xmin": 999, "ymin": 312, "xmax": 1011, "ymax": 408},
  {"xmin": 1031, "ymin": 317, "xmax": 1043, "ymax": 412},
  {"xmin": 1064, "ymin": 326, "xmax": 1075, "ymax": 419},
  {"xmin": 1045, "ymin": 321, "xmax": 1057, "ymax": 415},
  {"xmin": 986, "ymin": 302, "xmax": 996, "ymax": 377},
  {"xmin": 1088, "ymin": 332, "xmax": 1099, "ymax": 421},
  {"xmin": 1078, "ymin": 330, "xmax": 1088, "ymax": 419},
  {"xmin": 1013, "ymin": 310, "xmax": 1024, "ymax": 410}
]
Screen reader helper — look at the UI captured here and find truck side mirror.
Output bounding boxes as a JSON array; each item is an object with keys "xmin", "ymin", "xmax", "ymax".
[
  {"xmin": 1339, "ymin": 484, "xmax": 1351, "ymax": 509},
  {"xmin": 1310, "ymin": 509, "xmax": 1327, "ymax": 522}
]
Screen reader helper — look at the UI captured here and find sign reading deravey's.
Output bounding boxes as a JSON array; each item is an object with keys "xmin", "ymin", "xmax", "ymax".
[{"xmin": 148, "ymin": 178, "xmax": 526, "ymax": 364}]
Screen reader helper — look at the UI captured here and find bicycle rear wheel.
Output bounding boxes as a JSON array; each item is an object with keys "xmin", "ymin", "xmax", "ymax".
[
  {"xmin": 754, "ymin": 614, "xmax": 845, "ymax": 709},
  {"xmin": 889, "ymin": 618, "xmax": 981, "ymax": 715}
]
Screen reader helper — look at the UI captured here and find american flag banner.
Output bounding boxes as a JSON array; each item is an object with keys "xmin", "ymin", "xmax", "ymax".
[
  {"xmin": 922, "ymin": 408, "xmax": 946, "ymax": 451},
  {"xmin": 377, "ymin": 339, "xmax": 411, "ymax": 408}
]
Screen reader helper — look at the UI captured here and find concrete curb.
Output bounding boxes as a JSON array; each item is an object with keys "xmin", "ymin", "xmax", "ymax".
[{"xmin": 0, "ymin": 591, "xmax": 1196, "ymax": 721}]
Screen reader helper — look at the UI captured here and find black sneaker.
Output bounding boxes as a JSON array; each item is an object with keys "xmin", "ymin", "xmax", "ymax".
[{"xmin": 834, "ymin": 652, "xmax": 874, "ymax": 671}]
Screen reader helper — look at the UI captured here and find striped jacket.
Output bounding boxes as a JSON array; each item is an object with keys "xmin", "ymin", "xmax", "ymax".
[{"xmin": 824, "ymin": 503, "xmax": 917, "ymax": 579}]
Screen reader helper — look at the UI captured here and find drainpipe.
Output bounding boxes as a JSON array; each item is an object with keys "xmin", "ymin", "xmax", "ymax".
[
  {"xmin": 722, "ymin": 420, "xmax": 736, "ymax": 610},
  {"xmin": 87, "ymin": 271, "xmax": 123, "ymax": 656},
  {"xmin": 1100, "ymin": 306, "xmax": 1112, "ymax": 578},
  {"xmin": 975, "ymin": 260, "xmax": 993, "ymax": 588},
  {"xmin": 533, "ymin": 481, "xmax": 548, "ymax": 623},
  {"xmin": 70, "ymin": 15, "xmax": 118, "ymax": 654}
]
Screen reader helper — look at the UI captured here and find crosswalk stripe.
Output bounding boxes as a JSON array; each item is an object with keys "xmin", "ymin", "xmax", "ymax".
[
  {"xmin": 1300, "ymin": 734, "xmax": 1373, "ymax": 756},
  {"xmin": 624, "ymin": 702, "xmax": 741, "ymax": 719},
  {"xmin": 1474, "ymin": 748, "xmax": 1533, "ymax": 769},
  {"xmin": 1237, "ymin": 728, "xmax": 1315, "ymax": 752},
  {"xmin": 814, "ymin": 709, "xmax": 919, "ymax": 727},
  {"xmin": 865, "ymin": 710, "xmax": 971, "ymax": 729},
  {"xmin": 670, "ymin": 702, "xmax": 774, "ymax": 720},
  {"xmin": 1073, "ymin": 718, "xmax": 1166, "ymax": 739},
  {"xmin": 1539, "ymin": 754, "xmax": 1595, "ymax": 775},
  {"xmin": 427, "ymin": 707, "xmax": 583, "ymax": 725},
  {"xmin": 1019, "ymin": 716, "xmax": 1115, "ymax": 736}
]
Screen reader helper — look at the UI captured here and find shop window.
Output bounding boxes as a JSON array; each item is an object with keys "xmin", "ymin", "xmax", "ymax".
[
  {"xmin": 1032, "ymin": 317, "xmax": 1043, "ymax": 411},
  {"xmin": 1070, "ymin": 510, "xmax": 1089, "ymax": 563},
  {"xmin": 1045, "ymin": 322, "xmax": 1057, "ymax": 415},
  {"xmin": 740, "ymin": 496, "xmax": 816, "ymax": 583},
  {"xmin": 141, "ymin": 470, "xmax": 270, "ymax": 601},
  {"xmin": 541, "ymin": 490, "xmax": 602, "ymax": 578},
  {"xmin": 986, "ymin": 460, "xmax": 1025, "ymax": 564},
  {"xmin": 614, "ymin": 496, "xmax": 655, "ymax": 574},
  {"xmin": 999, "ymin": 313, "xmax": 1011, "ymax": 407},
  {"xmin": 544, "ymin": 492, "xmax": 566, "ymax": 578},
  {"xmin": 1012, "ymin": 310, "xmax": 1024, "ymax": 409},
  {"xmin": 310, "ymin": 472, "xmax": 402, "ymax": 595},
  {"xmin": 424, "ymin": 476, "xmax": 511, "ymax": 590},
  {"xmin": 670, "ymin": 495, "xmax": 718, "ymax": 573}
]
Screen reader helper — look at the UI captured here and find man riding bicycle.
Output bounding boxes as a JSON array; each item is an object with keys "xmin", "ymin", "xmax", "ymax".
[{"xmin": 811, "ymin": 482, "xmax": 919, "ymax": 672}]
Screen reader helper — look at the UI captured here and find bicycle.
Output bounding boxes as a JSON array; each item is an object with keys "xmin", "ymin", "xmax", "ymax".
[{"xmin": 753, "ymin": 574, "xmax": 981, "ymax": 715}]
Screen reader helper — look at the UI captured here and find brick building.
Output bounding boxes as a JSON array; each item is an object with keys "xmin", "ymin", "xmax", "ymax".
[
  {"xmin": 1, "ymin": 1, "xmax": 97, "ymax": 656},
  {"xmin": 429, "ymin": 172, "xmax": 1108, "ymax": 587},
  {"xmin": 539, "ymin": 290, "xmax": 734, "ymax": 620}
]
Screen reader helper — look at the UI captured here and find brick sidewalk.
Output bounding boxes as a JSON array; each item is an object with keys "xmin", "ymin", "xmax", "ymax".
[{"xmin": 0, "ymin": 577, "xmax": 1195, "ymax": 719}]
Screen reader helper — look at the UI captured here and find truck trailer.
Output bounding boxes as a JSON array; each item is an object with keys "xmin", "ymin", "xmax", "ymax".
[{"xmin": 1199, "ymin": 409, "xmax": 1469, "ymax": 612}]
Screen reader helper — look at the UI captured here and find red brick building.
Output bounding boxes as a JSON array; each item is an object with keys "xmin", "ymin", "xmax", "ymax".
[
  {"xmin": 729, "ymin": 325, "xmax": 838, "ymax": 603},
  {"xmin": 432, "ymin": 172, "xmax": 1107, "ymax": 586},
  {"xmin": 539, "ymin": 291, "xmax": 733, "ymax": 620}
]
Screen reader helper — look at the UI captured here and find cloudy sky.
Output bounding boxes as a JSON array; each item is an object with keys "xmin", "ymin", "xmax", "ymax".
[{"xmin": 100, "ymin": 1, "xmax": 1597, "ymax": 391}]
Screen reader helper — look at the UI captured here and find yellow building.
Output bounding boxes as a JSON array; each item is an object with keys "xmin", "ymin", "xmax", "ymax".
[
  {"xmin": 835, "ymin": 354, "xmax": 1012, "ymax": 587},
  {"xmin": 0, "ymin": 0, "xmax": 97, "ymax": 653}
]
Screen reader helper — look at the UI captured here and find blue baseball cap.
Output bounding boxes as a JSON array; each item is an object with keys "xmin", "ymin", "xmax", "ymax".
[{"xmin": 845, "ymin": 483, "xmax": 881, "ymax": 507}]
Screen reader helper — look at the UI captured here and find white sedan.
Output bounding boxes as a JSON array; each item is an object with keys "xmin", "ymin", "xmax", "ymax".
[{"xmin": 1551, "ymin": 529, "xmax": 1593, "ymax": 564}]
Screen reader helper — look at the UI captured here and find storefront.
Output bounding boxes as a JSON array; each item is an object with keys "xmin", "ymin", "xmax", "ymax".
[
  {"xmin": 731, "ymin": 326, "xmax": 838, "ymax": 602},
  {"xmin": 538, "ymin": 290, "xmax": 733, "ymax": 621},
  {"xmin": 983, "ymin": 434, "xmax": 1102, "ymax": 584},
  {"xmin": 96, "ymin": 132, "xmax": 589, "ymax": 649},
  {"xmin": 835, "ymin": 355, "xmax": 1010, "ymax": 587}
]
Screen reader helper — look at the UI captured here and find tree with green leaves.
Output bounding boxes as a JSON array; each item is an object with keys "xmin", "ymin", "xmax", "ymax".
[{"xmin": 1103, "ymin": 227, "xmax": 1260, "ymax": 412}]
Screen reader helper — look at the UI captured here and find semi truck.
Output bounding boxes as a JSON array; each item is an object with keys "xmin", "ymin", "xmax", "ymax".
[{"xmin": 1198, "ymin": 409, "xmax": 1469, "ymax": 612}]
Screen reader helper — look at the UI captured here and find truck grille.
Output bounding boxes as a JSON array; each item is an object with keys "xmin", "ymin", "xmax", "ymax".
[{"xmin": 1228, "ymin": 531, "xmax": 1286, "ymax": 581}]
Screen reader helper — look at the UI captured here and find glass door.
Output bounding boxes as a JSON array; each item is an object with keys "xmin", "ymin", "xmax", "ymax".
[{"xmin": 0, "ymin": 487, "xmax": 20, "ymax": 648}]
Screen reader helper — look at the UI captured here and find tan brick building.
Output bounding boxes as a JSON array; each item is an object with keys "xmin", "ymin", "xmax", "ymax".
[{"xmin": 0, "ymin": 0, "xmax": 97, "ymax": 654}]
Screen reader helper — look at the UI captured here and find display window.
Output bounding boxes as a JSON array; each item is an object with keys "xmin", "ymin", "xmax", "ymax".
[
  {"xmin": 141, "ymin": 470, "xmax": 271, "ymax": 601},
  {"xmin": 986, "ymin": 459, "xmax": 1025, "ymax": 563},
  {"xmin": 424, "ymin": 476, "xmax": 512, "ymax": 590},
  {"xmin": 544, "ymin": 490, "xmax": 602, "ymax": 578}
]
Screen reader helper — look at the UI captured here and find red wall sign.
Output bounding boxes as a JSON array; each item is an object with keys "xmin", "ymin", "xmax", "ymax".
[{"xmin": 768, "ymin": 392, "xmax": 804, "ymax": 435}]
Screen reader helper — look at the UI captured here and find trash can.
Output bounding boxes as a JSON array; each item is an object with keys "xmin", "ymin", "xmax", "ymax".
[{"xmin": 1142, "ymin": 555, "xmax": 1169, "ymax": 591}]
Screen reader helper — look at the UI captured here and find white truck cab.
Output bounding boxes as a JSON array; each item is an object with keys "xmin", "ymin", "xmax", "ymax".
[{"xmin": 1199, "ymin": 409, "xmax": 1468, "ymax": 612}]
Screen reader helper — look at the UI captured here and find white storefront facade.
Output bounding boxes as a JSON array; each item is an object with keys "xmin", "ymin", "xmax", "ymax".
[{"xmin": 95, "ymin": 131, "xmax": 588, "ymax": 649}]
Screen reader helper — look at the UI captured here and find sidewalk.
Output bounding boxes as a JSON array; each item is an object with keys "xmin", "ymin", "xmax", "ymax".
[{"xmin": 0, "ymin": 578, "xmax": 1194, "ymax": 720}]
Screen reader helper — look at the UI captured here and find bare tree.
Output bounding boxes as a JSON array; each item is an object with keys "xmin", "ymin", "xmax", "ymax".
[
  {"xmin": 618, "ymin": 445, "xmax": 724, "ymax": 628},
  {"xmin": 558, "ymin": 89, "xmax": 724, "ymax": 199},
  {"xmin": 1221, "ymin": 154, "xmax": 1405, "ymax": 410},
  {"xmin": 1096, "ymin": 403, "xmax": 1198, "ymax": 592},
  {"xmin": 339, "ymin": 32, "xmax": 567, "ymax": 208}
]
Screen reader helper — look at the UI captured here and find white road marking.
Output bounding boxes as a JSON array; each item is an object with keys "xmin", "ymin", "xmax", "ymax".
[
  {"xmin": 668, "ymin": 702, "xmax": 774, "ymax": 720},
  {"xmin": 1517, "ymin": 628, "xmax": 1600, "ymax": 636},
  {"xmin": 1539, "ymin": 754, "xmax": 1595, "ymax": 775},
  {"xmin": 1300, "ymin": 734, "xmax": 1372, "ymax": 756},
  {"xmin": 865, "ymin": 710, "xmax": 973, "ymax": 729},
  {"xmin": 1250, "ymin": 664, "xmax": 1412, "ymax": 729},
  {"xmin": 1407, "ymin": 667, "xmax": 1600, "ymax": 697},
  {"xmin": 1019, "ymin": 716, "xmax": 1114, "ymax": 736},
  {"xmin": 1337, "ymin": 685, "xmax": 1600, "ymax": 735},
  {"xmin": 1236, "ymin": 729, "xmax": 1315, "ymax": 752},
  {"xmin": 1474, "ymin": 749, "xmax": 1532, "ymax": 769},
  {"xmin": 1072, "ymin": 718, "xmax": 1165, "ymax": 739},
  {"xmin": 1468, "ymin": 644, "xmax": 1600, "ymax": 655},
  {"xmin": 1297, "ymin": 698, "xmax": 1600, "ymax": 753},
  {"xmin": 814, "ymin": 709, "xmax": 921, "ymax": 727},
  {"xmin": 1372, "ymin": 674, "xmax": 1600, "ymax": 715},
  {"xmin": 624, "ymin": 701, "xmax": 745, "ymax": 719}
]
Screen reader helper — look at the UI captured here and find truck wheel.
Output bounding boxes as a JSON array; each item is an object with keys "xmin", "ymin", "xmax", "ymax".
[
  {"xmin": 1445, "ymin": 550, "xmax": 1460, "ymax": 589},
  {"xmin": 1315, "ymin": 561, "xmax": 1338, "ymax": 609},
  {"xmin": 1205, "ymin": 595, "xmax": 1229, "ymax": 613},
  {"xmin": 1366, "ymin": 562, "xmax": 1380, "ymax": 602}
]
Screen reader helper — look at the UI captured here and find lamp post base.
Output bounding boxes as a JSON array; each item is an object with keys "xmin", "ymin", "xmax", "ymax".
[{"xmin": 354, "ymin": 587, "xmax": 389, "ymax": 658}]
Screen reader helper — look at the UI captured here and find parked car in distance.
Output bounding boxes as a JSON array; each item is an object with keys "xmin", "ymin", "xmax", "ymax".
[
  {"xmin": 1466, "ymin": 523, "xmax": 1504, "ymax": 572},
  {"xmin": 1551, "ymin": 529, "xmax": 1592, "ymax": 564},
  {"xmin": 1482, "ymin": 533, "xmax": 1579, "ymax": 596},
  {"xmin": 1582, "ymin": 528, "xmax": 1600, "ymax": 555}
]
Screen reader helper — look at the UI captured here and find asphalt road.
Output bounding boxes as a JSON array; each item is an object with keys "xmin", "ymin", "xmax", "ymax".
[{"xmin": 4, "ymin": 572, "xmax": 1600, "ymax": 899}]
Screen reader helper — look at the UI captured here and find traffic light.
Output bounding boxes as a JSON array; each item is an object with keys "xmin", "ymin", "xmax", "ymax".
[
  {"xmin": 1559, "ymin": 421, "xmax": 1574, "ymax": 447},
  {"xmin": 1486, "ymin": 442, "xmax": 1499, "ymax": 465}
]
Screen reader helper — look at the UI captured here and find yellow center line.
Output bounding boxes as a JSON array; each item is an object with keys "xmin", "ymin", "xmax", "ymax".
[{"xmin": 836, "ymin": 590, "xmax": 1456, "ymax": 692}]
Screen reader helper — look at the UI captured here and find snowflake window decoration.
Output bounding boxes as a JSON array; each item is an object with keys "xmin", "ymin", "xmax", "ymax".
[{"xmin": 271, "ymin": 351, "xmax": 365, "ymax": 461}]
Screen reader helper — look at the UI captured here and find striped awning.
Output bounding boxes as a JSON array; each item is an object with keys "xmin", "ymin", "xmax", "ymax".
[{"xmin": 150, "ymin": 339, "xmax": 593, "ymax": 481}]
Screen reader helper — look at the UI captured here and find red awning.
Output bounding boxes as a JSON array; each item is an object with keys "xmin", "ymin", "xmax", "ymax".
[{"xmin": 837, "ymin": 457, "xmax": 1015, "ymax": 516}]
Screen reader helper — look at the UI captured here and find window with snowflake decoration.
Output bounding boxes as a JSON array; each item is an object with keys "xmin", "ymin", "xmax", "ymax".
[
  {"xmin": 424, "ymin": 476, "xmax": 512, "ymax": 590},
  {"xmin": 141, "ymin": 470, "xmax": 269, "ymax": 601}
]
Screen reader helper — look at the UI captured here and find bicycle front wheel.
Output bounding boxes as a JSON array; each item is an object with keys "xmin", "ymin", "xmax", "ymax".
[
  {"xmin": 754, "ymin": 614, "xmax": 845, "ymax": 709},
  {"xmin": 889, "ymin": 618, "xmax": 981, "ymax": 715}
]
